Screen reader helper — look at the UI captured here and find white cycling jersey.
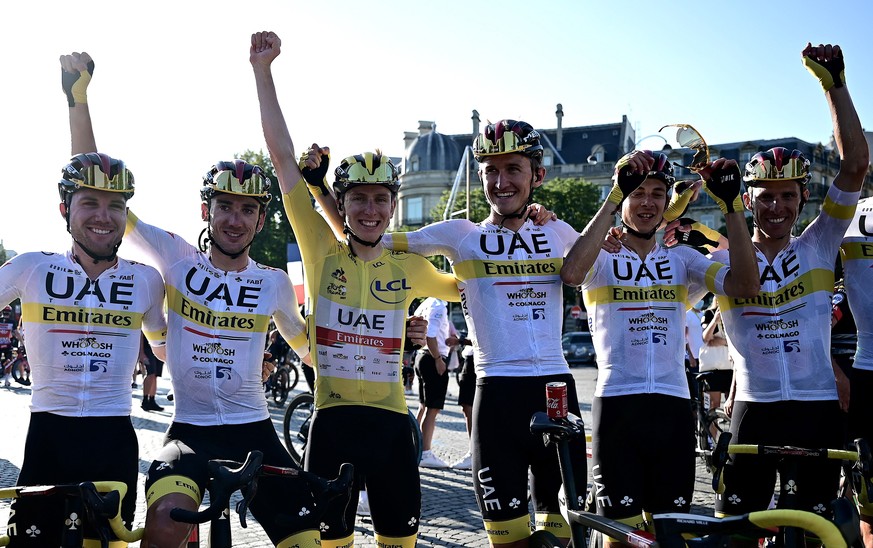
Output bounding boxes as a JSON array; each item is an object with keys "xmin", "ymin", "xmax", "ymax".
[
  {"xmin": 125, "ymin": 212, "xmax": 307, "ymax": 426},
  {"xmin": 581, "ymin": 243, "xmax": 726, "ymax": 398},
  {"xmin": 711, "ymin": 184, "xmax": 860, "ymax": 402},
  {"xmin": 383, "ymin": 218, "xmax": 578, "ymax": 377},
  {"xmin": 0, "ymin": 251, "xmax": 166, "ymax": 416},
  {"xmin": 841, "ymin": 196, "xmax": 873, "ymax": 371}
]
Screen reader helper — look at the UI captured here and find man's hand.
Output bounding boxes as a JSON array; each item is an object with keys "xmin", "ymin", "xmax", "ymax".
[
  {"xmin": 527, "ymin": 203, "xmax": 558, "ymax": 226},
  {"xmin": 701, "ymin": 159, "xmax": 743, "ymax": 214},
  {"xmin": 435, "ymin": 356, "xmax": 447, "ymax": 376},
  {"xmin": 607, "ymin": 151, "xmax": 651, "ymax": 209},
  {"xmin": 250, "ymin": 31, "xmax": 282, "ymax": 69},
  {"xmin": 299, "ymin": 143, "xmax": 331, "ymax": 196},
  {"xmin": 601, "ymin": 226, "xmax": 623, "ymax": 254},
  {"xmin": 262, "ymin": 356, "xmax": 276, "ymax": 383},
  {"xmin": 406, "ymin": 315, "xmax": 428, "ymax": 347},
  {"xmin": 663, "ymin": 218, "xmax": 721, "ymax": 251},
  {"xmin": 664, "ymin": 179, "xmax": 702, "ymax": 222},
  {"xmin": 59, "ymin": 52, "xmax": 94, "ymax": 107},
  {"xmin": 803, "ymin": 42, "xmax": 845, "ymax": 92}
]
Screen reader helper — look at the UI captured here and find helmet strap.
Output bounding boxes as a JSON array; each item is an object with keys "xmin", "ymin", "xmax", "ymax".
[
  {"xmin": 343, "ymin": 224, "xmax": 383, "ymax": 249},
  {"xmin": 495, "ymin": 176, "xmax": 536, "ymax": 230},
  {"xmin": 198, "ymin": 206, "xmax": 257, "ymax": 261},
  {"xmin": 620, "ymin": 220, "xmax": 658, "ymax": 241}
]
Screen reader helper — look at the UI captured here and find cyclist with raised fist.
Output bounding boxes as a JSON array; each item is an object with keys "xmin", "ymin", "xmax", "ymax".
[
  {"xmin": 59, "ymin": 51, "xmax": 331, "ymax": 548},
  {"xmin": 251, "ymin": 30, "xmax": 459, "ymax": 548},
  {"xmin": 560, "ymin": 150, "xmax": 758, "ymax": 538},
  {"xmin": 712, "ymin": 42, "xmax": 869, "ymax": 523}
]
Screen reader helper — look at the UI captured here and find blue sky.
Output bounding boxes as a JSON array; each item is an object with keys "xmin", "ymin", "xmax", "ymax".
[{"xmin": 3, "ymin": 0, "xmax": 871, "ymax": 254}]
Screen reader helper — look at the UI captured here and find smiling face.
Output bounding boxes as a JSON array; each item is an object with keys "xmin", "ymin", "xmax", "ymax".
[
  {"xmin": 202, "ymin": 193, "xmax": 266, "ymax": 259},
  {"xmin": 743, "ymin": 179, "xmax": 808, "ymax": 241},
  {"xmin": 621, "ymin": 177, "xmax": 668, "ymax": 234},
  {"xmin": 339, "ymin": 184, "xmax": 396, "ymax": 242},
  {"xmin": 479, "ymin": 153, "xmax": 544, "ymax": 220},
  {"xmin": 61, "ymin": 187, "xmax": 128, "ymax": 259}
]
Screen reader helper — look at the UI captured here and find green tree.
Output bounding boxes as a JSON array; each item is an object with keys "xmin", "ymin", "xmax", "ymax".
[
  {"xmin": 237, "ymin": 150, "xmax": 296, "ymax": 271},
  {"xmin": 0, "ymin": 241, "xmax": 7, "ymax": 265}
]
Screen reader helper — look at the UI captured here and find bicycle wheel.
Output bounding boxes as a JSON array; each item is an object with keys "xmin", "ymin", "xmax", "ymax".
[
  {"xmin": 528, "ymin": 530, "xmax": 564, "ymax": 547},
  {"xmin": 286, "ymin": 362, "xmax": 300, "ymax": 393},
  {"xmin": 10, "ymin": 357, "xmax": 30, "ymax": 385},
  {"xmin": 706, "ymin": 407, "xmax": 731, "ymax": 443},
  {"xmin": 272, "ymin": 368, "xmax": 290, "ymax": 406},
  {"xmin": 408, "ymin": 409, "xmax": 423, "ymax": 464},
  {"xmin": 283, "ymin": 392, "xmax": 314, "ymax": 467}
]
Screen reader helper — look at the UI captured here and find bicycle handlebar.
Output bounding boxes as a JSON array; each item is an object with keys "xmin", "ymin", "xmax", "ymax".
[
  {"xmin": 0, "ymin": 480, "xmax": 143, "ymax": 545},
  {"xmin": 170, "ymin": 451, "xmax": 356, "ymax": 531}
]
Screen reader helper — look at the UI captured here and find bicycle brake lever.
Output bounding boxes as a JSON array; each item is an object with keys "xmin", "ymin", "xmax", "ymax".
[{"xmin": 236, "ymin": 476, "xmax": 260, "ymax": 528}]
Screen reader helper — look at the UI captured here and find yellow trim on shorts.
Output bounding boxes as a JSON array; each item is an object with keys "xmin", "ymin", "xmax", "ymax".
[
  {"xmin": 533, "ymin": 511, "xmax": 570, "ymax": 539},
  {"xmin": 145, "ymin": 475, "xmax": 201, "ymax": 507},
  {"xmin": 484, "ymin": 514, "xmax": 531, "ymax": 544},
  {"xmin": 320, "ymin": 533, "xmax": 355, "ymax": 548},
  {"xmin": 277, "ymin": 529, "xmax": 321, "ymax": 548},
  {"xmin": 374, "ymin": 532, "xmax": 418, "ymax": 548}
]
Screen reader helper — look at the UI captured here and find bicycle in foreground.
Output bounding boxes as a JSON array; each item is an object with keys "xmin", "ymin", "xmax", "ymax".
[
  {"xmin": 527, "ymin": 411, "xmax": 861, "ymax": 547},
  {"xmin": 0, "ymin": 481, "xmax": 141, "ymax": 547},
  {"xmin": 170, "ymin": 450, "xmax": 354, "ymax": 548},
  {"xmin": 709, "ymin": 435, "xmax": 873, "ymax": 548}
]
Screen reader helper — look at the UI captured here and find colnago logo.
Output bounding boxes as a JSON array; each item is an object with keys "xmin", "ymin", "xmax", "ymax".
[
  {"xmin": 192, "ymin": 342, "xmax": 236, "ymax": 356},
  {"xmin": 62, "ymin": 337, "xmax": 113, "ymax": 350},
  {"xmin": 754, "ymin": 319, "xmax": 800, "ymax": 331}
]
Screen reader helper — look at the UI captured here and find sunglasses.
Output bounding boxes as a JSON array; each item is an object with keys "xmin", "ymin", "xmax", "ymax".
[
  {"xmin": 659, "ymin": 123, "xmax": 710, "ymax": 172},
  {"xmin": 212, "ymin": 169, "xmax": 269, "ymax": 196},
  {"xmin": 81, "ymin": 164, "xmax": 133, "ymax": 192}
]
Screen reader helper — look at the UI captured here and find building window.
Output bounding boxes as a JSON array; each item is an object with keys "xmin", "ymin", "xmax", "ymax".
[
  {"xmin": 543, "ymin": 155, "xmax": 553, "ymax": 167},
  {"xmin": 741, "ymin": 151, "xmax": 752, "ymax": 164},
  {"xmin": 406, "ymin": 197, "xmax": 423, "ymax": 225},
  {"xmin": 410, "ymin": 156, "xmax": 420, "ymax": 172},
  {"xmin": 700, "ymin": 214, "xmax": 715, "ymax": 229}
]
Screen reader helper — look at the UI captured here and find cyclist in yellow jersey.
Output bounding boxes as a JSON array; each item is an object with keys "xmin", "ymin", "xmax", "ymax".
[
  {"xmin": 251, "ymin": 31, "xmax": 460, "ymax": 548},
  {"xmin": 710, "ymin": 43, "xmax": 869, "ymax": 525}
]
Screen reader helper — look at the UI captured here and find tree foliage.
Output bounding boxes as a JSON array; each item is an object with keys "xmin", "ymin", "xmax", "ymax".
[{"xmin": 236, "ymin": 150, "xmax": 296, "ymax": 271}]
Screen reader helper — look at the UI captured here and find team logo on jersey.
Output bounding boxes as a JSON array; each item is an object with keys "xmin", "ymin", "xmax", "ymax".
[
  {"xmin": 215, "ymin": 366, "xmax": 233, "ymax": 380},
  {"xmin": 331, "ymin": 268, "xmax": 347, "ymax": 283},
  {"xmin": 327, "ymin": 283, "xmax": 347, "ymax": 297},
  {"xmin": 89, "ymin": 359, "xmax": 108, "ymax": 372},
  {"xmin": 63, "ymin": 363, "xmax": 85, "ymax": 372},
  {"xmin": 783, "ymin": 340, "xmax": 801, "ymax": 352},
  {"xmin": 193, "ymin": 368, "xmax": 212, "ymax": 380},
  {"xmin": 532, "ymin": 308, "xmax": 545, "ymax": 319},
  {"xmin": 651, "ymin": 332, "xmax": 667, "ymax": 345},
  {"xmin": 512, "ymin": 314, "xmax": 529, "ymax": 321},
  {"xmin": 369, "ymin": 278, "xmax": 411, "ymax": 305}
]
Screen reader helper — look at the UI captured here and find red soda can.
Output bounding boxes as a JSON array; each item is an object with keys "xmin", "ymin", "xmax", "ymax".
[{"xmin": 545, "ymin": 381, "xmax": 568, "ymax": 419}]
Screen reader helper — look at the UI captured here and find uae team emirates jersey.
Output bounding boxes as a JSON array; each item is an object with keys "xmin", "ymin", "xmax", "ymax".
[
  {"xmin": 0, "ymin": 251, "xmax": 167, "ymax": 416},
  {"xmin": 841, "ymin": 196, "xmax": 873, "ymax": 371},
  {"xmin": 580, "ymin": 244, "xmax": 726, "ymax": 398},
  {"xmin": 282, "ymin": 183, "xmax": 459, "ymax": 414},
  {"xmin": 383, "ymin": 217, "xmax": 579, "ymax": 378},
  {"xmin": 125, "ymin": 212, "xmax": 307, "ymax": 425},
  {"xmin": 711, "ymin": 184, "xmax": 859, "ymax": 402}
]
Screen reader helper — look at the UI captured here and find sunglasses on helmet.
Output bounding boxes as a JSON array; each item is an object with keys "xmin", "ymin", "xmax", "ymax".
[
  {"xmin": 211, "ymin": 169, "xmax": 269, "ymax": 197},
  {"xmin": 79, "ymin": 164, "xmax": 133, "ymax": 192}
]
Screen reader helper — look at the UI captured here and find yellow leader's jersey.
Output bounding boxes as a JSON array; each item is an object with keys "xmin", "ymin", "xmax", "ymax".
[{"xmin": 282, "ymin": 183, "xmax": 459, "ymax": 414}]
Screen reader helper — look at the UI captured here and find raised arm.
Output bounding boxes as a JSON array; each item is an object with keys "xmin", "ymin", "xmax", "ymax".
[
  {"xmin": 802, "ymin": 43, "xmax": 870, "ymax": 192},
  {"xmin": 59, "ymin": 52, "xmax": 98, "ymax": 154},
  {"xmin": 560, "ymin": 151, "xmax": 650, "ymax": 285},
  {"xmin": 249, "ymin": 31, "xmax": 304, "ymax": 195}
]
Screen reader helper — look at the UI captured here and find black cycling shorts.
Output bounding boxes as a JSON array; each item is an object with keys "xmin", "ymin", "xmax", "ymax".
[
  {"xmin": 456, "ymin": 354, "xmax": 476, "ymax": 408},
  {"xmin": 6, "ymin": 413, "xmax": 138, "ymax": 547},
  {"xmin": 849, "ymin": 368, "xmax": 873, "ymax": 447},
  {"xmin": 715, "ymin": 399, "xmax": 843, "ymax": 517},
  {"xmin": 591, "ymin": 393, "xmax": 695, "ymax": 523},
  {"xmin": 414, "ymin": 351, "xmax": 449, "ymax": 409},
  {"xmin": 472, "ymin": 374, "xmax": 587, "ymax": 525},
  {"xmin": 305, "ymin": 405, "xmax": 420, "ymax": 541},
  {"xmin": 144, "ymin": 419, "xmax": 321, "ymax": 544}
]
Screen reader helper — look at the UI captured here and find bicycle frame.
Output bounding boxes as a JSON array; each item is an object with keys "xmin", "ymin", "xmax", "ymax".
[
  {"xmin": 530, "ymin": 412, "xmax": 857, "ymax": 548},
  {"xmin": 0, "ymin": 481, "xmax": 142, "ymax": 548}
]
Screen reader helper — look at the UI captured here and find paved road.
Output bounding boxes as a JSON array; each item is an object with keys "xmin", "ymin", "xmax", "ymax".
[{"xmin": 0, "ymin": 366, "xmax": 717, "ymax": 546}]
